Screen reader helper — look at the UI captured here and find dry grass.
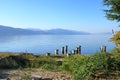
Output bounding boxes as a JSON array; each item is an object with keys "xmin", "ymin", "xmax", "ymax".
[{"xmin": 0, "ymin": 52, "xmax": 11, "ymax": 58}]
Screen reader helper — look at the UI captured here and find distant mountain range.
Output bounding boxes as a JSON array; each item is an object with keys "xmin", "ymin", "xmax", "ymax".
[
  {"xmin": 45, "ymin": 29, "xmax": 90, "ymax": 35},
  {"xmin": 0, "ymin": 25, "xmax": 45, "ymax": 36},
  {"xmin": 0, "ymin": 25, "xmax": 112, "ymax": 36},
  {"xmin": 92, "ymin": 32, "xmax": 112, "ymax": 35},
  {"xmin": 0, "ymin": 25, "xmax": 90, "ymax": 36}
]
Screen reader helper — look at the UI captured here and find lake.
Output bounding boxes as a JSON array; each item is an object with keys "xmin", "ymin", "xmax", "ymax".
[{"xmin": 0, "ymin": 34, "xmax": 115, "ymax": 55}]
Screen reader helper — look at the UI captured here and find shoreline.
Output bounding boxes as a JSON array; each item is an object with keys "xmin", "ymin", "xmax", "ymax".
[
  {"xmin": 0, "ymin": 68, "xmax": 72, "ymax": 80},
  {"xmin": 0, "ymin": 52, "xmax": 72, "ymax": 80}
]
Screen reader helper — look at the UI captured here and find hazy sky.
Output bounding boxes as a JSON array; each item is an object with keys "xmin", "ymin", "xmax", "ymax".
[{"xmin": 0, "ymin": 0, "xmax": 118, "ymax": 32}]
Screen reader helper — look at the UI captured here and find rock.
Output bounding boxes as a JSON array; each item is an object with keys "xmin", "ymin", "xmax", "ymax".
[
  {"xmin": 6, "ymin": 77, "xmax": 11, "ymax": 80},
  {"xmin": 0, "ymin": 68, "xmax": 72, "ymax": 80},
  {"xmin": 30, "ymin": 75, "xmax": 42, "ymax": 80}
]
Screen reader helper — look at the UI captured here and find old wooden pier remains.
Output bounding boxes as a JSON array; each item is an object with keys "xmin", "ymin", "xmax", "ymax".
[{"xmin": 46, "ymin": 45, "xmax": 107, "ymax": 56}]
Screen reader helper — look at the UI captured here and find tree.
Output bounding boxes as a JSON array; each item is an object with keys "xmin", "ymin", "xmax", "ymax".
[
  {"xmin": 110, "ymin": 31, "xmax": 120, "ymax": 48},
  {"xmin": 103, "ymin": 0, "xmax": 120, "ymax": 22},
  {"xmin": 103, "ymin": 0, "xmax": 120, "ymax": 48}
]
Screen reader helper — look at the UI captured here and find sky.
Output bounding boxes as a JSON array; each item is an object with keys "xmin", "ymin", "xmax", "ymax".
[{"xmin": 0, "ymin": 0, "xmax": 119, "ymax": 33}]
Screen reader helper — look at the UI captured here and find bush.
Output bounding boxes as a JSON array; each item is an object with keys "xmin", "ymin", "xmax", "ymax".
[
  {"xmin": 61, "ymin": 55, "xmax": 86, "ymax": 72},
  {"xmin": 22, "ymin": 73, "xmax": 30, "ymax": 80},
  {"xmin": 0, "ymin": 57, "xmax": 19, "ymax": 69},
  {"xmin": 110, "ymin": 48, "xmax": 120, "ymax": 53},
  {"xmin": 62, "ymin": 53, "xmax": 120, "ymax": 80}
]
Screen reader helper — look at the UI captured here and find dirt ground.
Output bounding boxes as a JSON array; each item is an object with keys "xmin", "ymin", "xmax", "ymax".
[{"xmin": 0, "ymin": 68, "xmax": 72, "ymax": 80}]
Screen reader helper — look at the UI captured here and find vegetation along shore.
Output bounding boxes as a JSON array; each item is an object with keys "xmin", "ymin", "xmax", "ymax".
[{"xmin": 1, "ymin": 48, "xmax": 120, "ymax": 80}]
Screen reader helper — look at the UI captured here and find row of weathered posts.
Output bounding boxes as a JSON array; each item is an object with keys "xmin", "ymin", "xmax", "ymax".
[
  {"xmin": 54, "ymin": 45, "xmax": 81, "ymax": 55},
  {"xmin": 46, "ymin": 45, "xmax": 107, "ymax": 56}
]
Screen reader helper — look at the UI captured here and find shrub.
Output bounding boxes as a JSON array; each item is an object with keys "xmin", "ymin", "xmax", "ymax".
[
  {"xmin": 110, "ymin": 48, "xmax": 120, "ymax": 53},
  {"xmin": 22, "ymin": 73, "xmax": 30, "ymax": 80},
  {"xmin": 62, "ymin": 53, "xmax": 120, "ymax": 80}
]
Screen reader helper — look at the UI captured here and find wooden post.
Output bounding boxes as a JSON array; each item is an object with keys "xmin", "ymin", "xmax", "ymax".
[
  {"xmin": 55, "ymin": 49, "xmax": 59, "ymax": 55},
  {"xmin": 46, "ymin": 52, "xmax": 50, "ymax": 56},
  {"xmin": 100, "ymin": 46, "xmax": 106, "ymax": 53},
  {"xmin": 62, "ymin": 47, "xmax": 64, "ymax": 54},
  {"xmin": 74, "ymin": 50, "xmax": 77, "ymax": 54},
  {"xmin": 76, "ymin": 47, "xmax": 79, "ymax": 54},
  {"xmin": 65, "ymin": 45, "xmax": 68, "ymax": 54},
  {"xmin": 72, "ymin": 50, "xmax": 75, "ymax": 54},
  {"xmin": 78, "ymin": 46, "xmax": 81, "ymax": 54},
  {"xmin": 67, "ymin": 54, "xmax": 71, "ymax": 57}
]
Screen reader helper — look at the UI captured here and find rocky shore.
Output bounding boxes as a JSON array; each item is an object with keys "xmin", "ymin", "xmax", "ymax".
[{"xmin": 0, "ymin": 68, "xmax": 72, "ymax": 80}]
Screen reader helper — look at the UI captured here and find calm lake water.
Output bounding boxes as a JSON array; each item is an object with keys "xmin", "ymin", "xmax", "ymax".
[{"xmin": 0, "ymin": 34, "xmax": 115, "ymax": 55}]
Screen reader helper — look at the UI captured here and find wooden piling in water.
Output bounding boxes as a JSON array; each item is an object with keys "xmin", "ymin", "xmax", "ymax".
[
  {"xmin": 46, "ymin": 52, "xmax": 50, "ymax": 56},
  {"xmin": 72, "ymin": 50, "xmax": 75, "ymax": 54},
  {"xmin": 61, "ymin": 47, "xmax": 65, "ymax": 54},
  {"xmin": 67, "ymin": 53, "xmax": 71, "ymax": 57},
  {"xmin": 100, "ymin": 46, "xmax": 106, "ymax": 53},
  {"xmin": 65, "ymin": 45, "xmax": 68, "ymax": 54},
  {"xmin": 76, "ymin": 48, "xmax": 78, "ymax": 54},
  {"xmin": 78, "ymin": 46, "xmax": 81, "ymax": 54},
  {"xmin": 74, "ymin": 50, "xmax": 77, "ymax": 54},
  {"xmin": 55, "ymin": 49, "xmax": 59, "ymax": 55}
]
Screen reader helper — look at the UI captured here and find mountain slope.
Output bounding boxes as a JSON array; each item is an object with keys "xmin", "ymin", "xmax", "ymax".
[
  {"xmin": 0, "ymin": 25, "xmax": 90, "ymax": 36},
  {"xmin": 46, "ymin": 29, "xmax": 90, "ymax": 35},
  {"xmin": 0, "ymin": 25, "xmax": 45, "ymax": 36}
]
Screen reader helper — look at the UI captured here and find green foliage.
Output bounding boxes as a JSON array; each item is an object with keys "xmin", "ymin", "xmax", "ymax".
[
  {"xmin": 103, "ymin": 0, "xmax": 120, "ymax": 22},
  {"xmin": 108, "ymin": 53, "xmax": 120, "ymax": 70},
  {"xmin": 72, "ymin": 53, "xmax": 109, "ymax": 80},
  {"xmin": 21, "ymin": 53, "xmax": 36, "ymax": 59},
  {"xmin": 41, "ymin": 63, "xmax": 57, "ymax": 70},
  {"xmin": 1, "ymin": 52, "xmax": 120, "ymax": 79},
  {"xmin": 103, "ymin": 0, "xmax": 120, "ymax": 46},
  {"xmin": 110, "ymin": 48, "xmax": 120, "ymax": 53},
  {"xmin": 0, "ymin": 53, "xmax": 63, "ymax": 70},
  {"xmin": 19, "ymin": 66, "xmax": 24, "ymax": 70},
  {"xmin": 62, "ymin": 53, "xmax": 120, "ymax": 80},
  {"xmin": 0, "ymin": 57, "xmax": 19, "ymax": 69},
  {"xmin": 61, "ymin": 55, "xmax": 86, "ymax": 72},
  {"xmin": 22, "ymin": 73, "xmax": 30, "ymax": 80},
  {"xmin": 0, "ymin": 52, "xmax": 11, "ymax": 58},
  {"xmin": 110, "ymin": 31, "xmax": 120, "ymax": 44}
]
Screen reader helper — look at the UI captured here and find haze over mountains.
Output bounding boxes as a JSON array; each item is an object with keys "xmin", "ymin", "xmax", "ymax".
[
  {"xmin": 0, "ymin": 25, "xmax": 112, "ymax": 36},
  {"xmin": 0, "ymin": 25, "xmax": 45, "ymax": 36},
  {"xmin": 0, "ymin": 25, "xmax": 91, "ymax": 36}
]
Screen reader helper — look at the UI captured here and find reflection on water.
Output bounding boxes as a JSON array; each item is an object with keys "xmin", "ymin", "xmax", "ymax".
[{"xmin": 0, "ymin": 35, "xmax": 115, "ymax": 54}]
